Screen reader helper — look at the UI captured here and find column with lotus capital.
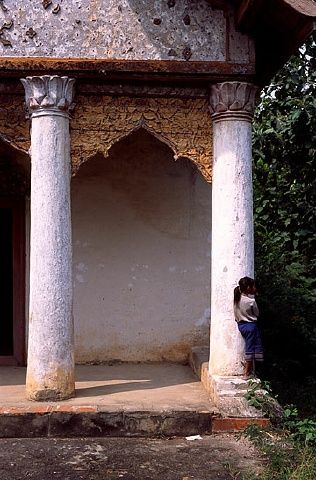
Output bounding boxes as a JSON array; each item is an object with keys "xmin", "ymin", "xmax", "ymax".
[
  {"xmin": 209, "ymin": 82, "xmax": 258, "ymax": 377},
  {"xmin": 21, "ymin": 75, "xmax": 75, "ymax": 400}
]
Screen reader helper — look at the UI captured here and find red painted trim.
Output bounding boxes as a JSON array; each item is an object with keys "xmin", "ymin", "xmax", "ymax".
[{"xmin": 212, "ymin": 417, "xmax": 270, "ymax": 432}]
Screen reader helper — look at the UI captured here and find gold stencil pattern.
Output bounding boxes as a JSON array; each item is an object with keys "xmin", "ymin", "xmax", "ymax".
[{"xmin": 0, "ymin": 95, "xmax": 212, "ymax": 181}]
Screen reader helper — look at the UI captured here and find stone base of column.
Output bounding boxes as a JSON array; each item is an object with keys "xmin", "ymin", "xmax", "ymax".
[
  {"xmin": 26, "ymin": 370, "xmax": 75, "ymax": 402},
  {"xmin": 190, "ymin": 346, "xmax": 271, "ymax": 419},
  {"xmin": 207, "ymin": 374, "xmax": 263, "ymax": 418}
]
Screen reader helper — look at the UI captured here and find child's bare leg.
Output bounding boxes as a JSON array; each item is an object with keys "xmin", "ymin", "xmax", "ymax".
[{"xmin": 244, "ymin": 360, "xmax": 253, "ymax": 378}]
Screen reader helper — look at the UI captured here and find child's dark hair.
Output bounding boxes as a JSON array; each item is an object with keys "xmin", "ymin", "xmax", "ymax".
[{"xmin": 233, "ymin": 276, "xmax": 256, "ymax": 305}]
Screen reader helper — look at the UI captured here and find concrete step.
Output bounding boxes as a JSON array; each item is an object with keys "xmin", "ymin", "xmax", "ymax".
[
  {"xmin": 189, "ymin": 346, "xmax": 271, "ymax": 429},
  {"xmin": 0, "ymin": 407, "xmax": 214, "ymax": 438}
]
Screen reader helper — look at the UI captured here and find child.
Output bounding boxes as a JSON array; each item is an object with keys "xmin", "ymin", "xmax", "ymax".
[{"xmin": 234, "ymin": 276, "xmax": 264, "ymax": 379}]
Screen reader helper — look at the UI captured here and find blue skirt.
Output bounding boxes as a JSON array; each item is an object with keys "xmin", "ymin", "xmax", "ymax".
[{"xmin": 237, "ymin": 322, "xmax": 264, "ymax": 362}]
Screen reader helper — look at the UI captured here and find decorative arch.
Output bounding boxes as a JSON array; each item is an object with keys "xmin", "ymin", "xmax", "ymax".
[
  {"xmin": 71, "ymin": 95, "xmax": 213, "ymax": 182},
  {"xmin": 104, "ymin": 118, "xmax": 179, "ymax": 160},
  {"xmin": 74, "ymin": 125, "xmax": 204, "ymax": 188},
  {"xmin": 0, "ymin": 93, "xmax": 213, "ymax": 182}
]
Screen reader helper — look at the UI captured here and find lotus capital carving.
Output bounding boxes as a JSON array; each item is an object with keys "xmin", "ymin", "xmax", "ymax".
[
  {"xmin": 209, "ymin": 82, "xmax": 258, "ymax": 122},
  {"xmin": 21, "ymin": 75, "xmax": 75, "ymax": 117}
]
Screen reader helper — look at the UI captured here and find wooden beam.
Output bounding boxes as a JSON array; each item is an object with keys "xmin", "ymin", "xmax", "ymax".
[{"xmin": 0, "ymin": 57, "xmax": 255, "ymax": 83}]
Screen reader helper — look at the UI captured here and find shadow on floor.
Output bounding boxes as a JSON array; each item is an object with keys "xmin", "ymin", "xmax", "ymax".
[{"xmin": 0, "ymin": 363, "xmax": 200, "ymax": 398}]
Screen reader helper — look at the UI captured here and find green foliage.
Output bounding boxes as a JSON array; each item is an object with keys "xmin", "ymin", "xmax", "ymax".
[
  {"xmin": 243, "ymin": 33, "xmax": 316, "ymax": 480},
  {"xmin": 283, "ymin": 406, "xmax": 316, "ymax": 445},
  {"xmin": 243, "ymin": 422, "xmax": 316, "ymax": 480},
  {"xmin": 244, "ymin": 406, "xmax": 316, "ymax": 480},
  {"xmin": 253, "ymin": 33, "xmax": 316, "ymax": 409},
  {"xmin": 292, "ymin": 420, "xmax": 316, "ymax": 445},
  {"xmin": 244, "ymin": 379, "xmax": 285, "ymax": 423},
  {"xmin": 244, "ymin": 379, "xmax": 266, "ymax": 409},
  {"xmin": 253, "ymin": 34, "xmax": 316, "ymax": 277},
  {"xmin": 244, "ymin": 379, "xmax": 273, "ymax": 411}
]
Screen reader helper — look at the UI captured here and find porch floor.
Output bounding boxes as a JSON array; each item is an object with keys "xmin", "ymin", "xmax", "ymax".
[
  {"xmin": 0, "ymin": 363, "xmax": 219, "ymax": 437},
  {"xmin": 0, "ymin": 363, "xmax": 214, "ymax": 413}
]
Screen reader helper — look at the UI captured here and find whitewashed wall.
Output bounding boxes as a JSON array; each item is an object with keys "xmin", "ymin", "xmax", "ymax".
[{"xmin": 71, "ymin": 130, "xmax": 211, "ymax": 362}]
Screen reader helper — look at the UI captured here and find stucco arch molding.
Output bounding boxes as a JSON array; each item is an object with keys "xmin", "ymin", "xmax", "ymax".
[
  {"xmin": 71, "ymin": 96, "xmax": 213, "ymax": 182},
  {"xmin": 0, "ymin": 95, "xmax": 213, "ymax": 182}
]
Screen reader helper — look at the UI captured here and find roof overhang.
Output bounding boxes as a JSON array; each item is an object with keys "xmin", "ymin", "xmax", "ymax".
[{"xmin": 230, "ymin": 0, "xmax": 316, "ymax": 85}]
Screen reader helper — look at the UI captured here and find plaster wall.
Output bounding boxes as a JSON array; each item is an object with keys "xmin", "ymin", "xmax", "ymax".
[
  {"xmin": 0, "ymin": 0, "xmax": 253, "ymax": 64},
  {"xmin": 71, "ymin": 130, "xmax": 211, "ymax": 363}
]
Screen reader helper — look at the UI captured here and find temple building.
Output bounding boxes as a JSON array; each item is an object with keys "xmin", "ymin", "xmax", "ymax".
[{"xmin": 0, "ymin": 0, "xmax": 315, "ymax": 405}]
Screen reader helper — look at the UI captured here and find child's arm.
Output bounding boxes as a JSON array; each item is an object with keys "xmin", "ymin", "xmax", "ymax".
[{"xmin": 251, "ymin": 300, "xmax": 259, "ymax": 317}]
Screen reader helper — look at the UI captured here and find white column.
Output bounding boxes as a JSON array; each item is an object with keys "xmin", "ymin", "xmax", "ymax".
[
  {"xmin": 21, "ymin": 76, "xmax": 75, "ymax": 401},
  {"xmin": 209, "ymin": 82, "xmax": 257, "ymax": 376}
]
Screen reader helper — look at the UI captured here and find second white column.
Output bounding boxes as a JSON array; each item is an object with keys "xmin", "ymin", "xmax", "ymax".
[{"xmin": 209, "ymin": 82, "xmax": 257, "ymax": 377}]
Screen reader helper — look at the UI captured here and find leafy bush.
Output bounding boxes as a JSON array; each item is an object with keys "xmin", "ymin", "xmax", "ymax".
[
  {"xmin": 243, "ymin": 33, "xmax": 316, "ymax": 480},
  {"xmin": 245, "ymin": 434, "xmax": 316, "ymax": 480},
  {"xmin": 253, "ymin": 34, "xmax": 316, "ymax": 412}
]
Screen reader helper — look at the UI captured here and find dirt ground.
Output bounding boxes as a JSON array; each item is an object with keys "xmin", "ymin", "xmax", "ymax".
[{"xmin": 0, "ymin": 434, "xmax": 262, "ymax": 480}]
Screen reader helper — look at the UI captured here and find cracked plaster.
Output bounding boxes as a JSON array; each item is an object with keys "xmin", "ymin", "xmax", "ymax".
[{"xmin": 0, "ymin": 95, "xmax": 213, "ymax": 181}]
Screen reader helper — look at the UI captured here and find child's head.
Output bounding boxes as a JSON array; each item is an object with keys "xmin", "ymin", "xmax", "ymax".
[
  {"xmin": 234, "ymin": 276, "xmax": 256, "ymax": 305},
  {"xmin": 239, "ymin": 276, "xmax": 256, "ymax": 295}
]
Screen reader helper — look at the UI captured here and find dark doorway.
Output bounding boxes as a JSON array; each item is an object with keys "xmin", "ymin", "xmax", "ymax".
[
  {"xmin": 0, "ymin": 198, "xmax": 25, "ymax": 365},
  {"xmin": 0, "ymin": 207, "xmax": 13, "ymax": 355}
]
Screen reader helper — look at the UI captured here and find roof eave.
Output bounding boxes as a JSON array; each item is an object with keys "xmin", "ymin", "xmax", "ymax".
[{"xmin": 231, "ymin": 0, "xmax": 316, "ymax": 85}]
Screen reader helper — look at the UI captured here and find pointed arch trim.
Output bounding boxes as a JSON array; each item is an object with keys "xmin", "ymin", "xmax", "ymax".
[
  {"xmin": 0, "ymin": 93, "xmax": 213, "ymax": 182},
  {"xmin": 71, "ymin": 96, "xmax": 213, "ymax": 182}
]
